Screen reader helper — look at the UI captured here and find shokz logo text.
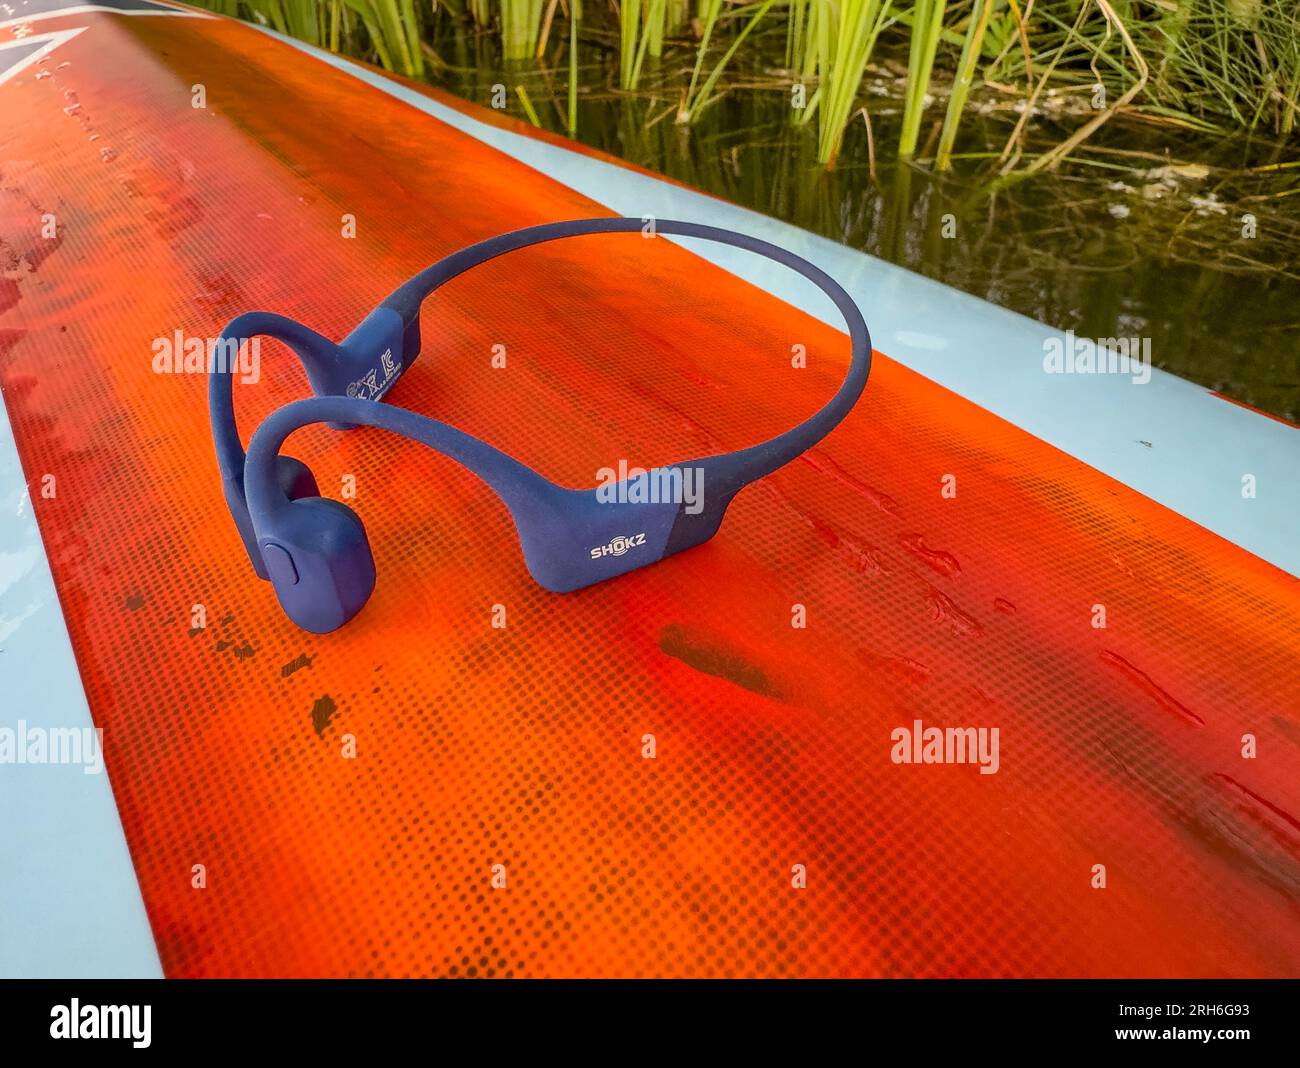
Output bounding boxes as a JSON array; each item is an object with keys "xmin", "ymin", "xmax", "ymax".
[
  {"xmin": 50, "ymin": 999, "xmax": 151, "ymax": 1048},
  {"xmin": 1042, "ymin": 329, "xmax": 1152, "ymax": 384},
  {"xmin": 0, "ymin": 721, "xmax": 104, "ymax": 775},
  {"xmin": 152, "ymin": 331, "xmax": 260, "ymax": 384},
  {"xmin": 346, "ymin": 348, "xmax": 401, "ymax": 400},
  {"xmin": 590, "ymin": 532, "xmax": 647, "ymax": 560},
  {"xmin": 595, "ymin": 461, "xmax": 704, "ymax": 515},
  {"xmin": 891, "ymin": 719, "xmax": 1000, "ymax": 775}
]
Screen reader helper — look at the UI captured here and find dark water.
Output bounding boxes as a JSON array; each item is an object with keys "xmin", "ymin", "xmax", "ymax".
[{"xmin": 428, "ymin": 31, "xmax": 1300, "ymax": 422}]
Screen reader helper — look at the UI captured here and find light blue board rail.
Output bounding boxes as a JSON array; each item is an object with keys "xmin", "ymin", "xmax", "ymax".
[{"xmin": 0, "ymin": 401, "xmax": 161, "ymax": 978}]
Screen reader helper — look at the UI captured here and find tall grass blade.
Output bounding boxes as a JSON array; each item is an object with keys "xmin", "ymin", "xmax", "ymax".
[
  {"xmin": 816, "ymin": 0, "xmax": 893, "ymax": 165},
  {"xmin": 680, "ymin": 0, "xmax": 778, "ymax": 122},
  {"xmin": 899, "ymin": 0, "xmax": 948, "ymax": 157},
  {"xmin": 935, "ymin": 0, "xmax": 992, "ymax": 170}
]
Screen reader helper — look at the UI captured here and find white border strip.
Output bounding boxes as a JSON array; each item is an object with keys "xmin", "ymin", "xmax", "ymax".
[
  {"xmin": 0, "ymin": 393, "xmax": 162, "ymax": 978},
  {"xmin": 0, "ymin": 2, "xmax": 208, "ymax": 32},
  {"xmin": 0, "ymin": 27, "xmax": 85, "ymax": 86}
]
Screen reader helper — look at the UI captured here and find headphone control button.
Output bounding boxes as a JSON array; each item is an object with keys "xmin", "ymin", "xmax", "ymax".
[{"xmin": 262, "ymin": 542, "xmax": 299, "ymax": 586}]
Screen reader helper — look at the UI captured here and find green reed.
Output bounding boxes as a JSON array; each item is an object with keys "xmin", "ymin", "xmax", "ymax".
[{"xmin": 191, "ymin": 0, "xmax": 1300, "ymax": 170}]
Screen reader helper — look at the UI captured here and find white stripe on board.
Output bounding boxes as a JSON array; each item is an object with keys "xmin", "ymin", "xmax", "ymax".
[
  {"xmin": 0, "ymin": 391, "xmax": 162, "ymax": 978},
  {"xmin": 0, "ymin": 2, "xmax": 207, "ymax": 33}
]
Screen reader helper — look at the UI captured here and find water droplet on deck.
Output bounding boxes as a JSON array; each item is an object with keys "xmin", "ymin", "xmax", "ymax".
[
  {"xmin": 1100, "ymin": 650, "xmax": 1203, "ymax": 726},
  {"xmin": 800, "ymin": 449, "xmax": 901, "ymax": 517},
  {"xmin": 809, "ymin": 517, "xmax": 887, "ymax": 575},
  {"xmin": 900, "ymin": 533, "xmax": 961, "ymax": 578},
  {"xmin": 1213, "ymin": 773, "xmax": 1300, "ymax": 845},
  {"xmin": 927, "ymin": 588, "xmax": 983, "ymax": 637},
  {"xmin": 860, "ymin": 650, "xmax": 930, "ymax": 686}
]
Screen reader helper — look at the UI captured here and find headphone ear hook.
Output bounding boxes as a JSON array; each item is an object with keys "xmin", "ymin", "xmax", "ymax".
[{"xmin": 210, "ymin": 306, "xmax": 422, "ymax": 578}]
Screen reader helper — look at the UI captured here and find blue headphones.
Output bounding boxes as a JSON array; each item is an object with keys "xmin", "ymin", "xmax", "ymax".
[{"xmin": 209, "ymin": 218, "xmax": 871, "ymax": 633}]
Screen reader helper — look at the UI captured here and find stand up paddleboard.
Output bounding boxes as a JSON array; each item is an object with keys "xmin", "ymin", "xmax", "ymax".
[{"xmin": 1, "ymin": 1, "xmax": 1298, "ymax": 977}]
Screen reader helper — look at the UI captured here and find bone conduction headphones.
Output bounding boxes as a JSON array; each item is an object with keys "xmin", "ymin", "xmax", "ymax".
[{"xmin": 209, "ymin": 218, "xmax": 872, "ymax": 633}]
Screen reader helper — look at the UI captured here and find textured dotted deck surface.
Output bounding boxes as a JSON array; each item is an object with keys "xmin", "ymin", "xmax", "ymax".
[{"xmin": 1, "ymin": 11, "xmax": 1299, "ymax": 977}]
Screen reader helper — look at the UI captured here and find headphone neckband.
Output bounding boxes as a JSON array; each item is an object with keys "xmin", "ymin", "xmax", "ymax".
[{"xmin": 212, "ymin": 218, "xmax": 871, "ymax": 626}]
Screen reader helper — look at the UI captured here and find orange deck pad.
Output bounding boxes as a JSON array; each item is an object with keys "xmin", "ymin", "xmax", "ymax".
[{"xmin": 2, "ymin": 12, "xmax": 1299, "ymax": 977}]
